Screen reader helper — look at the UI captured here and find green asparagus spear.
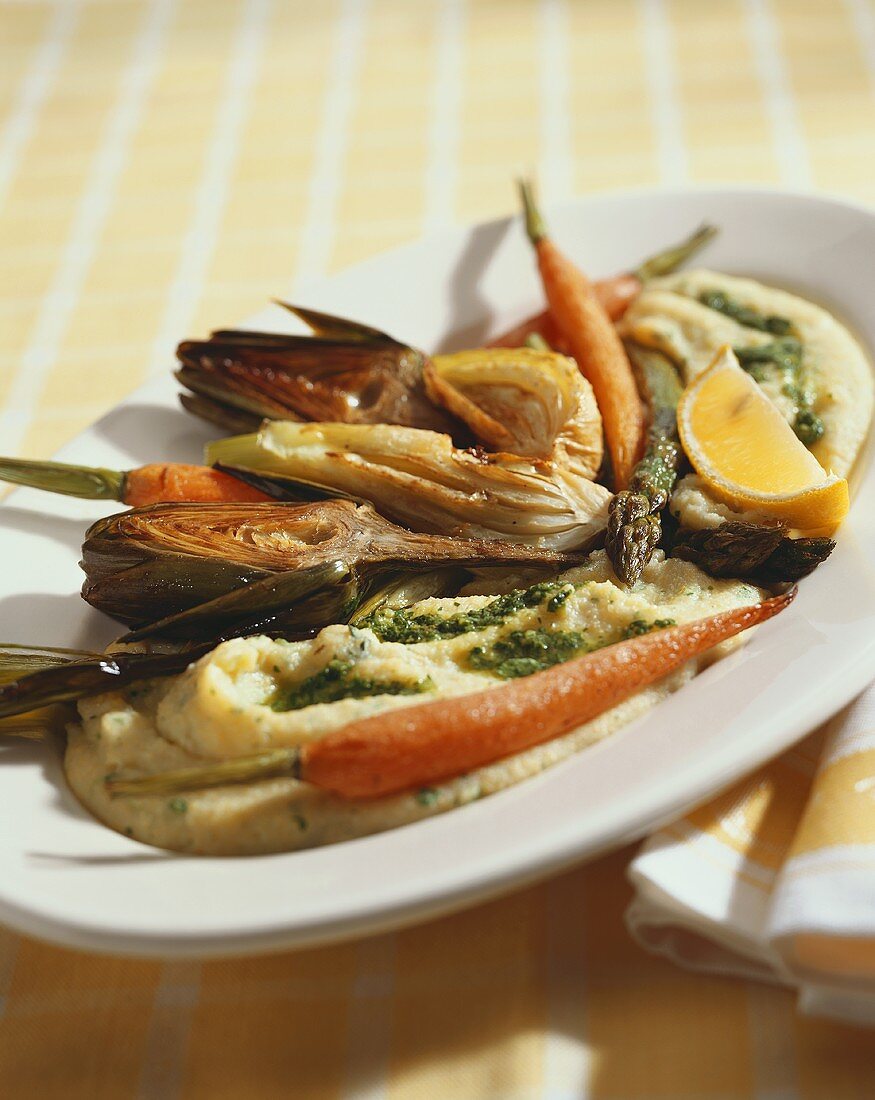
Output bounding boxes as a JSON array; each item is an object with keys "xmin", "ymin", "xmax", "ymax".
[{"xmin": 605, "ymin": 347, "xmax": 683, "ymax": 585}]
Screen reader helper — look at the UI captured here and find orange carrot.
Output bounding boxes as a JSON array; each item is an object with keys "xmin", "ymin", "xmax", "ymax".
[
  {"xmin": 518, "ymin": 181, "xmax": 646, "ymax": 489},
  {"xmin": 489, "ymin": 277, "xmax": 640, "ymax": 352},
  {"xmin": 488, "ymin": 224, "xmax": 715, "ymax": 350},
  {"xmin": 299, "ymin": 589, "xmax": 794, "ymax": 798},
  {"xmin": 123, "ymin": 464, "xmax": 270, "ymax": 507},
  {"xmin": 0, "ymin": 455, "xmax": 272, "ymax": 507},
  {"xmin": 488, "ymin": 309, "xmax": 566, "ymax": 351},
  {"xmin": 596, "ymin": 272, "xmax": 643, "ymax": 320}
]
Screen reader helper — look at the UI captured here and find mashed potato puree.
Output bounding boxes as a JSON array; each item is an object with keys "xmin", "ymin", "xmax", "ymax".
[
  {"xmin": 621, "ymin": 269, "xmax": 873, "ymax": 532},
  {"xmin": 66, "ymin": 553, "xmax": 764, "ymax": 855}
]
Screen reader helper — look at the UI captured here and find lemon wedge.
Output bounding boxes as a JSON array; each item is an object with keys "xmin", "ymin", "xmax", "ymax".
[{"xmin": 676, "ymin": 346, "xmax": 849, "ymax": 532}]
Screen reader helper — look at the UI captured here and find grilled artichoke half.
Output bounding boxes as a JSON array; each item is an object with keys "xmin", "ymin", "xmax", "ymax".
[
  {"xmin": 80, "ymin": 499, "xmax": 582, "ymax": 640},
  {"xmin": 208, "ymin": 419, "xmax": 612, "ymax": 551},
  {"xmin": 176, "ymin": 303, "xmax": 460, "ymax": 436}
]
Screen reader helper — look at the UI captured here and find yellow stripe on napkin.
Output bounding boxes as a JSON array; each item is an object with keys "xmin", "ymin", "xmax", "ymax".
[
  {"xmin": 788, "ymin": 744, "xmax": 875, "ymax": 855},
  {"xmin": 681, "ymin": 745, "xmax": 820, "ymax": 873}
]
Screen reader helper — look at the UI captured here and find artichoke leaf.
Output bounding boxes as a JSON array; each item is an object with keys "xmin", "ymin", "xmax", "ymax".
[
  {"xmin": 80, "ymin": 499, "xmax": 581, "ymax": 632},
  {"xmin": 119, "ymin": 559, "xmax": 358, "ymax": 643},
  {"xmin": 0, "ymin": 645, "xmax": 103, "ymax": 740},
  {"xmin": 0, "ymin": 644, "xmax": 99, "ymax": 685},
  {"xmin": 212, "ymin": 463, "xmax": 369, "ymax": 505},
  {"xmin": 347, "ymin": 566, "xmax": 471, "ymax": 625},
  {"xmin": 178, "ymin": 392, "xmax": 264, "ymax": 435},
  {"xmin": 275, "ymin": 302, "xmax": 397, "ymax": 343},
  {"xmin": 0, "ymin": 647, "xmax": 216, "ymax": 721},
  {"xmin": 176, "ymin": 305, "xmax": 459, "ymax": 434}
]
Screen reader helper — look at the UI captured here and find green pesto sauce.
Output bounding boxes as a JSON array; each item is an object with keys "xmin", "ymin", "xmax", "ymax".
[
  {"xmin": 621, "ymin": 618, "xmax": 675, "ymax": 639},
  {"xmin": 270, "ymin": 658, "xmax": 432, "ymax": 712},
  {"xmin": 467, "ymin": 628, "xmax": 591, "ymax": 680},
  {"xmin": 361, "ymin": 580, "xmax": 575, "ymax": 645},
  {"xmin": 699, "ymin": 290, "xmax": 824, "ymax": 446},
  {"xmin": 699, "ymin": 290, "xmax": 792, "ymax": 335},
  {"xmin": 466, "ymin": 615, "xmax": 678, "ymax": 680}
]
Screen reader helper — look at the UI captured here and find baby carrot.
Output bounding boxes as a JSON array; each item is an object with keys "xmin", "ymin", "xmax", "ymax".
[
  {"xmin": 106, "ymin": 588, "xmax": 794, "ymax": 803},
  {"xmin": 488, "ymin": 279, "xmax": 639, "ymax": 352},
  {"xmin": 0, "ymin": 456, "xmax": 271, "ymax": 507},
  {"xmin": 488, "ymin": 310, "xmax": 570, "ymax": 353},
  {"xmin": 297, "ymin": 588, "xmax": 793, "ymax": 798},
  {"xmin": 518, "ymin": 181, "xmax": 646, "ymax": 489},
  {"xmin": 123, "ymin": 464, "xmax": 270, "ymax": 506},
  {"xmin": 488, "ymin": 225, "xmax": 715, "ymax": 348}
]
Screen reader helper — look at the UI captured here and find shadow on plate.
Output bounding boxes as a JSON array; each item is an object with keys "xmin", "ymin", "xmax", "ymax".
[
  {"xmin": 0, "ymin": 736, "xmax": 184, "ymax": 864},
  {"xmin": 433, "ymin": 217, "xmax": 514, "ymax": 353},
  {"xmin": 92, "ymin": 401, "xmax": 219, "ymax": 466},
  {"xmin": 0, "ymin": 505, "xmax": 91, "ymax": 553},
  {"xmin": 26, "ymin": 849, "xmax": 174, "ymax": 867},
  {"xmin": 0, "ymin": 590, "xmax": 115, "ymax": 651}
]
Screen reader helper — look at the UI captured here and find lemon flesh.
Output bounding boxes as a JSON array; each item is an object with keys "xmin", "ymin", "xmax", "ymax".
[{"xmin": 677, "ymin": 347, "xmax": 849, "ymax": 531}]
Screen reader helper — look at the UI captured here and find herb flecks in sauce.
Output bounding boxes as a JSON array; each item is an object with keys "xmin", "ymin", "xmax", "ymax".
[
  {"xmin": 699, "ymin": 291, "xmax": 824, "ymax": 447},
  {"xmin": 468, "ymin": 628, "xmax": 591, "ymax": 680},
  {"xmin": 699, "ymin": 290, "xmax": 792, "ymax": 335},
  {"xmin": 271, "ymin": 658, "xmax": 432, "ymax": 712},
  {"xmin": 791, "ymin": 409, "xmax": 825, "ymax": 446},
  {"xmin": 621, "ymin": 618, "xmax": 675, "ymax": 639},
  {"xmin": 467, "ymin": 616, "xmax": 678, "ymax": 680},
  {"xmin": 734, "ymin": 337, "xmax": 803, "ymax": 375},
  {"xmin": 362, "ymin": 580, "xmax": 575, "ymax": 645}
]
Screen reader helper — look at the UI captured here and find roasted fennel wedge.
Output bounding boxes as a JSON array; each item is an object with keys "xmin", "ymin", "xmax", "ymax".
[
  {"xmin": 423, "ymin": 346, "xmax": 602, "ymax": 473},
  {"xmin": 207, "ymin": 421, "xmax": 612, "ymax": 550}
]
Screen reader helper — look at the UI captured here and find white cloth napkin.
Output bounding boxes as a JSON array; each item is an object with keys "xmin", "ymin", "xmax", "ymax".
[{"xmin": 626, "ymin": 686, "xmax": 875, "ymax": 1026}]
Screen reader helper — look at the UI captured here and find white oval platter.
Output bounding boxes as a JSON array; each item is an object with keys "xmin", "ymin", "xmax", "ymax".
[{"xmin": 0, "ymin": 187, "xmax": 873, "ymax": 957}]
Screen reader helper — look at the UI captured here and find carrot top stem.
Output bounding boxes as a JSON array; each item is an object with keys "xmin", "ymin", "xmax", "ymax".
[
  {"xmin": 107, "ymin": 748, "xmax": 300, "ymax": 796},
  {"xmin": 518, "ymin": 178, "xmax": 547, "ymax": 244},
  {"xmin": 634, "ymin": 223, "xmax": 718, "ymax": 281},
  {"xmin": 524, "ymin": 332, "xmax": 551, "ymax": 352},
  {"xmin": 0, "ymin": 456, "xmax": 125, "ymax": 501}
]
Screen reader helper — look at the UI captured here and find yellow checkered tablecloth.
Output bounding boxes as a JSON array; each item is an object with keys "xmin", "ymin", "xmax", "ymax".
[{"xmin": 2, "ymin": 0, "xmax": 875, "ymax": 1095}]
